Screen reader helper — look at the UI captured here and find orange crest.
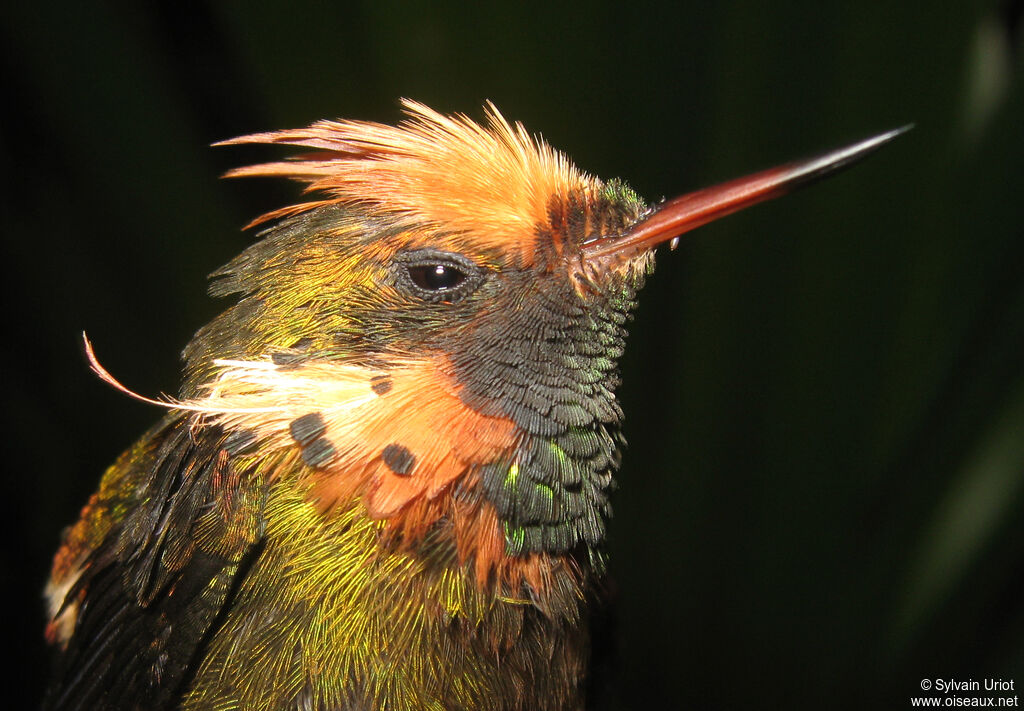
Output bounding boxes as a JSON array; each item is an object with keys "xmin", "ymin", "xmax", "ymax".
[{"xmin": 219, "ymin": 100, "xmax": 598, "ymax": 265}]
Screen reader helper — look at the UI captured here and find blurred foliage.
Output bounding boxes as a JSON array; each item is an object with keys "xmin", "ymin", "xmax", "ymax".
[{"xmin": 3, "ymin": 1, "xmax": 1022, "ymax": 708}]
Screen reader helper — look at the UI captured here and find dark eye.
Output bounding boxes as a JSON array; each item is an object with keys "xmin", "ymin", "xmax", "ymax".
[
  {"xmin": 407, "ymin": 263, "xmax": 466, "ymax": 291},
  {"xmin": 394, "ymin": 248, "xmax": 485, "ymax": 303}
]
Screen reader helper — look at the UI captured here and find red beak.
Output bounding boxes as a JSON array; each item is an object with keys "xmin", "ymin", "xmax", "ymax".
[{"xmin": 582, "ymin": 125, "xmax": 911, "ymax": 260}]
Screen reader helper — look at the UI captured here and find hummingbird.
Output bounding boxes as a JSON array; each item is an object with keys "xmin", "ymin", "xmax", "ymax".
[{"xmin": 43, "ymin": 100, "xmax": 905, "ymax": 711}]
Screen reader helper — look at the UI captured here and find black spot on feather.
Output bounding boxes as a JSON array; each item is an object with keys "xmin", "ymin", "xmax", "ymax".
[
  {"xmin": 271, "ymin": 351, "xmax": 308, "ymax": 367},
  {"xmin": 382, "ymin": 444, "xmax": 415, "ymax": 476},
  {"xmin": 289, "ymin": 413, "xmax": 326, "ymax": 445},
  {"xmin": 370, "ymin": 375, "xmax": 393, "ymax": 395},
  {"xmin": 300, "ymin": 437, "xmax": 336, "ymax": 468}
]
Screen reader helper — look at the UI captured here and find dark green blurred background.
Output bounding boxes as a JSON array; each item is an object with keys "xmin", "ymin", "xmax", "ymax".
[{"xmin": 4, "ymin": 2, "xmax": 1023, "ymax": 708}]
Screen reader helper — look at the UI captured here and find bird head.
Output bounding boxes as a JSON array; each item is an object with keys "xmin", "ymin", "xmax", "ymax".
[{"xmin": 117, "ymin": 101, "xmax": 902, "ymax": 591}]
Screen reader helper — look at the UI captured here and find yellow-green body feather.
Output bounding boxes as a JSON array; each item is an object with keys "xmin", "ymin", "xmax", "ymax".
[
  {"xmin": 185, "ymin": 473, "xmax": 587, "ymax": 710},
  {"xmin": 48, "ymin": 412, "xmax": 590, "ymax": 711}
]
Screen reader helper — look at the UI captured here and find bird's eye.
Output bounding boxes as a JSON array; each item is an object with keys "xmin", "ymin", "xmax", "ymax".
[
  {"xmin": 407, "ymin": 263, "xmax": 466, "ymax": 291},
  {"xmin": 394, "ymin": 249, "xmax": 485, "ymax": 303}
]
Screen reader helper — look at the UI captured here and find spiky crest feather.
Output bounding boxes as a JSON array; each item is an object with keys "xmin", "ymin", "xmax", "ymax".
[{"xmin": 219, "ymin": 99, "xmax": 598, "ymax": 264}]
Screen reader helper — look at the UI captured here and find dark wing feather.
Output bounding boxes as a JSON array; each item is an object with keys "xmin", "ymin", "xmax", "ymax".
[{"xmin": 44, "ymin": 414, "xmax": 266, "ymax": 711}]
